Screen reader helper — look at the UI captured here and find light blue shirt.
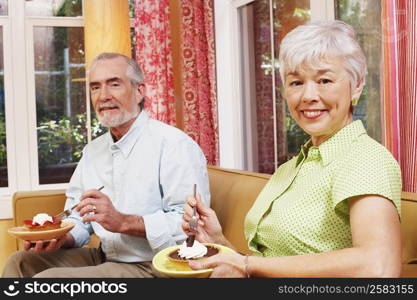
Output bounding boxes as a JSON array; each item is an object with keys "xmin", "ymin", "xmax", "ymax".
[{"xmin": 65, "ymin": 111, "xmax": 210, "ymax": 263}]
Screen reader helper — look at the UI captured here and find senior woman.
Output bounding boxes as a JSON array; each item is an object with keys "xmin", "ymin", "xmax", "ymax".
[{"xmin": 182, "ymin": 20, "xmax": 402, "ymax": 277}]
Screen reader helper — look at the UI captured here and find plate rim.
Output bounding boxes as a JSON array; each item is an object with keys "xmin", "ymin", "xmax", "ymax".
[{"xmin": 7, "ymin": 220, "xmax": 75, "ymax": 239}]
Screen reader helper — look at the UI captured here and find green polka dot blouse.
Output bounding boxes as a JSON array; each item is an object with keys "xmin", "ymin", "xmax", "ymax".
[{"xmin": 244, "ymin": 120, "xmax": 402, "ymax": 257}]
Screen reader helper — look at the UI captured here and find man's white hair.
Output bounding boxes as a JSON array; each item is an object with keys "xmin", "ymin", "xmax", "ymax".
[
  {"xmin": 89, "ymin": 52, "xmax": 144, "ymax": 85},
  {"xmin": 278, "ymin": 20, "xmax": 367, "ymax": 92}
]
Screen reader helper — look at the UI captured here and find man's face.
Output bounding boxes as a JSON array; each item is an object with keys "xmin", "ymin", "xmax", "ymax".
[{"xmin": 89, "ymin": 57, "xmax": 143, "ymax": 129}]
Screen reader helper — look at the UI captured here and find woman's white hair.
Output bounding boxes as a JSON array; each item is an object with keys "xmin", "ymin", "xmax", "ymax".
[{"xmin": 278, "ymin": 20, "xmax": 367, "ymax": 91}]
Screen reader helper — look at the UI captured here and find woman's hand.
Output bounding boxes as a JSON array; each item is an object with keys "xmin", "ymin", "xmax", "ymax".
[
  {"xmin": 182, "ymin": 194, "xmax": 225, "ymax": 245},
  {"xmin": 188, "ymin": 253, "xmax": 247, "ymax": 278}
]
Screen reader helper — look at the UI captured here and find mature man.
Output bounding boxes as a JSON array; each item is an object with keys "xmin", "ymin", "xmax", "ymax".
[{"xmin": 2, "ymin": 53, "xmax": 210, "ymax": 277}]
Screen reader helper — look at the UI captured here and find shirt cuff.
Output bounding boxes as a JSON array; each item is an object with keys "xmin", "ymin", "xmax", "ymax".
[
  {"xmin": 67, "ymin": 217, "xmax": 92, "ymax": 247},
  {"xmin": 143, "ymin": 211, "xmax": 177, "ymax": 253}
]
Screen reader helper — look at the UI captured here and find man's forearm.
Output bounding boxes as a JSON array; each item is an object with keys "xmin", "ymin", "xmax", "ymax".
[{"xmin": 119, "ymin": 215, "xmax": 146, "ymax": 238}]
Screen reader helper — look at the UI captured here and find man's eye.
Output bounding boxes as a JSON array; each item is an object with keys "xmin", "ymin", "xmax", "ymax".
[
  {"xmin": 111, "ymin": 82, "xmax": 120, "ymax": 87},
  {"xmin": 90, "ymin": 86, "xmax": 99, "ymax": 91}
]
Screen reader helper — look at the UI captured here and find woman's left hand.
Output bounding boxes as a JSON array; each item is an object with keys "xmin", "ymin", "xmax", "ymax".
[{"xmin": 188, "ymin": 253, "xmax": 247, "ymax": 278}]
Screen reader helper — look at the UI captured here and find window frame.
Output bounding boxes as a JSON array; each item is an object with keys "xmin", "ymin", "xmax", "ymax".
[{"xmin": 0, "ymin": 18, "xmax": 17, "ymax": 206}]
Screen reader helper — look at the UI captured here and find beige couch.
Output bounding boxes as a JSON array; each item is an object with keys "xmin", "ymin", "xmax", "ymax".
[{"xmin": 12, "ymin": 166, "xmax": 417, "ymax": 277}]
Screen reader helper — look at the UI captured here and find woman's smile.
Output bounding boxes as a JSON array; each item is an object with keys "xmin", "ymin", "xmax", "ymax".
[{"xmin": 299, "ymin": 109, "xmax": 327, "ymax": 120}]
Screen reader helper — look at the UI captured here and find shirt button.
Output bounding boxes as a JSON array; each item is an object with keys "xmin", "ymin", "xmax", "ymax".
[{"xmin": 111, "ymin": 145, "xmax": 117, "ymax": 151}]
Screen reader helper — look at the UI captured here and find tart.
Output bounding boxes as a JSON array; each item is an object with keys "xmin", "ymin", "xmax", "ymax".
[
  {"xmin": 23, "ymin": 215, "xmax": 62, "ymax": 231},
  {"xmin": 168, "ymin": 244, "xmax": 219, "ymax": 263}
]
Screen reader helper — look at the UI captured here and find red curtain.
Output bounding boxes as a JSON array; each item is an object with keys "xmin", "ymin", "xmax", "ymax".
[
  {"xmin": 134, "ymin": 0, "xmax": 219, "ymax": 165},
  {"xmin": 381, "ymin": 0, "xmax": 417, "ymax": 192},
  {"xmin": 180, "ymin": 0, "xmax": 219, "ymax": 165},
  {"xmin": 134, "ymin": 0, "xmax": 176, "ymax": 126}
]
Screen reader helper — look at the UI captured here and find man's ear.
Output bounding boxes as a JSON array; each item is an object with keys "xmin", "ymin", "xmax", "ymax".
[{"xmin": 135, "ymin": 83, "xmax": 146, "ymax": 104}]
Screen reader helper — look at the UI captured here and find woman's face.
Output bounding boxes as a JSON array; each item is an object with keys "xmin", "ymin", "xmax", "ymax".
[{"xmin": 284, "ymin": 57, "xmax": 363, "ymax": 146}]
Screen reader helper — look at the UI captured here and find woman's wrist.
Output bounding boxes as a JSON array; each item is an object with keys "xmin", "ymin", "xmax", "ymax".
[{"xmin": 244, "ymin": 255, "xmax": 251, "ymax": 278}]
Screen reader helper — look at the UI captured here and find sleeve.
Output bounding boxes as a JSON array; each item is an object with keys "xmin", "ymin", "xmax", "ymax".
[
  {"xmin": 332, "ymin": 147, "xmax": 402, "ymax": 217},
  {"xmin": 65, "ymin": 147, "xmax": 94, "ymax": 247},
  {"xmin": 142, "ymin": 138, "xmax": 210, "ymax": 253}
]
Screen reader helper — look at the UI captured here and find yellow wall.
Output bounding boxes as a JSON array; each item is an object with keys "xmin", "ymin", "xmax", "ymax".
[{"xmin": 0, "ymin": 219, "xmax": 17, "ymax": 273}]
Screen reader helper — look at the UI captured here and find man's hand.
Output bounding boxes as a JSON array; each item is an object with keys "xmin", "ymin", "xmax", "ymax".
[
  {"xmin": 76, "ymin": 188, "xmax": 126, "ymax": 233},
  {"xmin": 24, "ymin": 233, "xmax": 74, "ymax": 254}
]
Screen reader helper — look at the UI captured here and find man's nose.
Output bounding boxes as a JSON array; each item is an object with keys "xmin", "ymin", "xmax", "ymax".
[
  {"xmin": 98, "ymin": 85, "xmax": 111, "ymax": 101},
  {"xmin": 301, "ymin": 81, "xmax": 319, "ymax": 102}
]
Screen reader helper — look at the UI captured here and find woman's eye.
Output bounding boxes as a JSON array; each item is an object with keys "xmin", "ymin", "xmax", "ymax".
[
  {"xmin": 289, "ymin": 80, "xmax": 303, "ymax": 86},
  {"xmin": 319, "ymin": 78, "xmax": 332, "ymax": 84}
]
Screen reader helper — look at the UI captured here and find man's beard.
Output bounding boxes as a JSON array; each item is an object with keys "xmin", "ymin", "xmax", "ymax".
[{"xmin": 96, "ymin": 101, "xmax": 139, "ymax": 128}]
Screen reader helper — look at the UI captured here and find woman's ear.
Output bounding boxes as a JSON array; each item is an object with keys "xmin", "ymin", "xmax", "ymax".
[{"xmin": 352, "ymin": 79, "xmax": 365, "ymax": 104}]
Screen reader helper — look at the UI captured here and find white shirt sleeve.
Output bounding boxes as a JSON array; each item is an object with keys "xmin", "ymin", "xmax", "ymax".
[
  {"xmin": 65, "ymin": 151, "xmax": 94, "ymax": 247},
  {"xmin": 142, "ymin": 138, "xmax": 210, "ymax": 253}
]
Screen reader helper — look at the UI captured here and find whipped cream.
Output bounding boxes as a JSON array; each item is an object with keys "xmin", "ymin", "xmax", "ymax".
[
  {"xmin": 32, "ymin": 213, "xmax": 53, "ymax": 225},
  {"xmin": 178, "ymin": 240, "xmax": 208, "ymax": 259}
]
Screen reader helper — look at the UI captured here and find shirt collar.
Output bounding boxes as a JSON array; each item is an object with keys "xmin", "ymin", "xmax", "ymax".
[
  {"xmin": 295, "ymin": 120, "xmax": 367, "ymax": 166},
  {"xmin": 107, "ymin": 110, "xmax": 149, "ymax": 158}
]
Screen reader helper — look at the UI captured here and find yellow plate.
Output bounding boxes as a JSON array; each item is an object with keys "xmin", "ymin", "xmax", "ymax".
[
  {"xmin": 152, "ymin": 243, "xmax": 235, "ymax": 278},
  {"xmin": 7, "ymin": 220, "xmax": 75, "ymax": 241}
]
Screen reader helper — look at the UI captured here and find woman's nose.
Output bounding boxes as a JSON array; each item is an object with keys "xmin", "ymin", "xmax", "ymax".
[{"xmin": 301, "ymin": 81, "xmax": 319, "ymax": 102}]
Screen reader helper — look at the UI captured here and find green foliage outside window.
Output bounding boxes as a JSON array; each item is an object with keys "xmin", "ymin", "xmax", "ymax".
[
  {"xmin": 37, "ymin": 114, "xmax": 103, "ymax": 166},
  {"xmin": 0, "ymin": 112, "xmax": 6, "ymax": 165},
  {"xmin": 0, "ymin": 113, "xmax": 104, "ymax": 167}
]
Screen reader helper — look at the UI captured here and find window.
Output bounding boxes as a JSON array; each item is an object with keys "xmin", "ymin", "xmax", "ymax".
[
  {"xmin": 24, "ymin": 0, "xmax": 87, "ymax": 186},
  {"xmin": 216, "ymin": 0, "xmax": 383, "ymax": 173},
  {"xmin": 33, "ymin": 26, "xmax": 86, "ymax": 184},
  {"xmin": 0, "ymin": 0, "xmax": 138, "ymax": 218},
  {"xmin": 0, "ymin": 26, "xmax": 7, "ymax": 187},
  {"xmin": 335, "ymin": 0, "xmax": 382, "ymax": 142},
  {"xmin": 0, "ymin": 0, "xmax": 7, "ymax": 15},
  {"xmin": 238, "ymin": 0, "xmax": 311, "ymax": 173}
]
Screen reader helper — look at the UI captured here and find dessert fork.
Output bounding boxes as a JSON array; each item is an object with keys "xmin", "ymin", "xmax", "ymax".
[
  {"xmin": 186, "ymin": 184, "xmax": 198, "ymax": 247},
  {"xmin": 55, "ymin": 186, "xmax": 104, "ymax": 221}
]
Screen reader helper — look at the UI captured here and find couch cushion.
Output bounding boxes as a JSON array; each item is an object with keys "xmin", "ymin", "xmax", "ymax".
[{"xmin": 208, "ymin": 166, "xmax": 270, "ymax": 254}]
